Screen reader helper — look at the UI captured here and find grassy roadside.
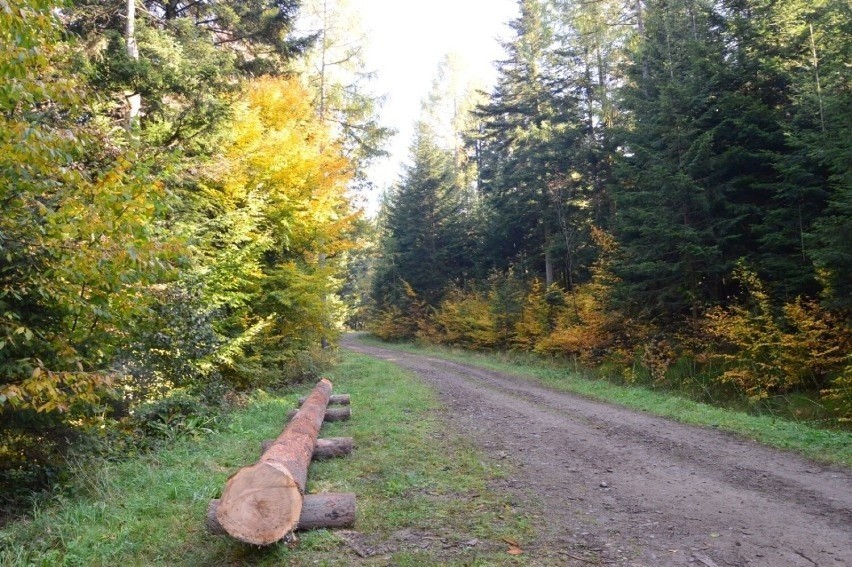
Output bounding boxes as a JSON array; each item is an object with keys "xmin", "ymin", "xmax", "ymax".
[
  {"xmin": 0, "ymin": 351, "xmax": 533, "ymax": 566},
  {"xmin": 356, "ymin": 335, "xmax": 852, "ymax": 467}
]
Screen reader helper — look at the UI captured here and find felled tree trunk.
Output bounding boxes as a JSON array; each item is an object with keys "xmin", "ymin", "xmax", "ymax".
[
  {"xmin": 261, "ymin": 437, "xmax": 353, "ymax": 459},
  {"xmin": 214, "ymin": 378, "xmax": 332, "ymax": 545},
  {"xmin": 207, "ymin": 493, "xmax": 356, "ymax": 535},
  {"xmin": 286, "ymin": 406, "xmax": 350, "ymax": 422},
  {"xmin": 299, "ymin": 393, "xmax": 350, "ymax": 406}
]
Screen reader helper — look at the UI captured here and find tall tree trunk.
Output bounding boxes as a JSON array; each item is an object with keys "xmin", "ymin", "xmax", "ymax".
[
  {"xmin": 544, "ymin": 223, "xmax": 554, "ymax": 286},
  {"xmin": 636, "ymin": 0, "xmax": 648, "ymax": 82},
  {"xmin": 125, "ymin": 0, "xmax": 141, "ymax": 131},
  {"xmin": 808, "ymin": 22, "xmax": 825, "ymax": 133}
]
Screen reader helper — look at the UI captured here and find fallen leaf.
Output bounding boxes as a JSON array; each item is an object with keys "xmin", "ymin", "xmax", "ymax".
[
  {"xmin": 507, "ymin": 545, "xmax": 524, "ymax": 556},
  {"xmin": 501, "ymin": 536, "xmax": 520, "ymax": 546}
]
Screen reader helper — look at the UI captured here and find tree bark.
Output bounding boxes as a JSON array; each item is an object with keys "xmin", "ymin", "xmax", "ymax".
[
  {"xmin": 215, "ymin": 378, "xmax": 332, "ymax": 545},
  {"xmin": 296, "ymin": 492, "xmax": 356, "ymax": 530},
  {"xmin": 286, "ymin": 406, "xmax": 350, "ymax": 422},
  {"xmin": 261, "ymin": 437, "xmax": 353, "ymax": 459},
  {"xmin": 124, "ymin": 0, "xmax": 141, "ymax": 131},
  {"xmin": 299, "ymin": 393, "xmax": 350, "ymax": 406},
  {"xmin": 207, "ymin": 493, "xmax": 356, "ymax": 535}
]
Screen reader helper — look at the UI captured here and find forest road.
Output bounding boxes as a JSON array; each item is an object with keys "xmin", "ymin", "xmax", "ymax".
[{"xmin": 340, "ymin": 335, "xmax": 852, "ymax": 567}]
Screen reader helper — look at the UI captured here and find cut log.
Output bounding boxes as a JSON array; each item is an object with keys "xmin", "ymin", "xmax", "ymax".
[
  {"xmin": 312, "ymin": 436, "xmax": 354, "ymax": 458},
  {"xmin": 215, "ymin": 378, "xmax": 332, "ymax": 545},
  {"xmin": 299, "ymin": 393, "xmax": 349, "ymax": 406},
  {"xmin": 297, "ymin": 492, "xmax": 356, "ymax": 530},
  {"xmin": 286, "ymin": 406, "xmax": 350, "ymax": 422},
  {"xmin": 261, "ymin": 437, "xmax": 353, "ymax": 459},
  {"xmin": 207, "ymin": 493, "xmax": 356, "ymax": 535}
]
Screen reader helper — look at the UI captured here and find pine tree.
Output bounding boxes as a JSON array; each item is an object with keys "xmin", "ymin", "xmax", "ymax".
[
  {"xmin": 473, "ymin": 0, "xmax": 579, "ymax": 285},
  {"xmin": 373, "ymin": 123, "xmax": 477, "ymax": 308},
  {"xmin": 614, "ymin": 0, "xmax": 734, "ymax": 320}
]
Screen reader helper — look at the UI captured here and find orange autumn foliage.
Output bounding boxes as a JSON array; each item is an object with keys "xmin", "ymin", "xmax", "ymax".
[{"xmin": 705, "ymin": 265, "xmax": 851, "ymax": 401}]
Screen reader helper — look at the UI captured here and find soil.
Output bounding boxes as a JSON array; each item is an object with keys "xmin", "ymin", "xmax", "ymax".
[{"xmin": 341, "ymin": 335, "xmax": 852, "ymax": 567}]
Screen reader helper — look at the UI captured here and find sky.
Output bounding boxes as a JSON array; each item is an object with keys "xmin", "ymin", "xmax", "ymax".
[{"xmin": 349, "ymin": 0, "xmax": 520, "ymax": 206}]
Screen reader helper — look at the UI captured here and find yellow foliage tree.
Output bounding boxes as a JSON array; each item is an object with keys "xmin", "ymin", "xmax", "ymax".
[
  {"xmin": 196, "ymin": 76, "xmax": 358, "ymax": 382},
  {"xmin": 370, "ymin": 280, "xmax": 434, "ymax": 342},
  {"xmin": 512, "ymin": 279, "xmax": 551, "ymax": 350},
  {"xmin": 535, "ymin": 228, "xmax": 629, "ymax": 364},
  {"xmin": 821, "ymin": 359, "xmax": 852, "ymax": 422}
]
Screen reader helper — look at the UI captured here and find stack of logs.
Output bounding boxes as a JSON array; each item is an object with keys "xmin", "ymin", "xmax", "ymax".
[{"xmin": 207, "ymin": 378, "xmax": 356, "ymax": 545}]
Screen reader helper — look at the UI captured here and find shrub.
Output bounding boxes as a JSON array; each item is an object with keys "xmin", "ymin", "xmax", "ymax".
[
  {"xmin": 0, "ymin": 411, "xmax": 72, "ymax": 513},
  {"xmin": 431, "ymin": 288, "xmax": 499, "ymax": 349},
  {"xmin": 512, "ymin": 279, "xmax": 553, "ymax": 350},
  {"xmin": 705, "ymin": 265, "xmax": 851, "ymax": 402},
  {"xmin": 369, "ymin": 281, "xmax": 432, "ymax": 341},
  {"xmin": 277, "ymin": 345, "xmax": 337, "ymax": 385},
  {"xmin": 116, "ymin": 285, "xmax": 221, "ymax": 404},
  {"xmin": 131, "ymin": 392, "xmax": 216, "ymax": 442},
  {"xmin": 821, "ymin": 358, "xmax": 852, "ymax": 422}
]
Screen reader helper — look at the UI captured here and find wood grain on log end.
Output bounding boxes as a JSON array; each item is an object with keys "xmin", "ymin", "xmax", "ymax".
[{"xmin": 215, "ymin": 461, "xmax": 303, "ymax": 545}]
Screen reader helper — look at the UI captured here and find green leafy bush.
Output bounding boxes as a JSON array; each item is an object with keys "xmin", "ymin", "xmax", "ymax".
[{"xmin": 131, "ymin": 392, "xmax": 216, "ymax": 442}]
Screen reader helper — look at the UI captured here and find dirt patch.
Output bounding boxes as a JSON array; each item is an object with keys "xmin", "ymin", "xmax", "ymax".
[{"xmin": 342, "ymin": 336, "xmax": 852, "ymax": 567}]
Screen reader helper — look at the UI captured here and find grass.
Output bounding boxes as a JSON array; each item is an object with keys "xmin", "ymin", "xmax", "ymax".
[
  {"xmin": 0, "ymin": 351, "xmax": 533, "ymax": 566},
  {"xmin": 356, "ymin": 335, "xmax": 852, "ymax": 467}
]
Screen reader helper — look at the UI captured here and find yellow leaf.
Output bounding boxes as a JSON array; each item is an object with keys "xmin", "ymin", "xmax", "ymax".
[{"xmin": 507, "ymin": 545, "xmax": 524, "ymax": 556}]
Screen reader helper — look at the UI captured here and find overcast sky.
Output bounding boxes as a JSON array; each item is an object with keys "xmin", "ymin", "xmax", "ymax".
[{"xmin": 350, "ymin": 0, "xmax": 520, "ymax": 207}]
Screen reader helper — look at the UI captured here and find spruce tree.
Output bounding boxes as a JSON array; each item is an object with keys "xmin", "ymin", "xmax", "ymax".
[
  {"xmin": 373, "ymin": 123, "xmax": 477, "ymax": 308},
  {"xmin": 473, "ymin": 0, "xmax": 580, "ymax": 285},
  {"xmin": 614, "ymin": 0, "xmax": 733, "ymax": 320}
]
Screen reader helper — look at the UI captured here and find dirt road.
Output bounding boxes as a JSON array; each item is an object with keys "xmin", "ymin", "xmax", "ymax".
[{"xmin": 342, "ymin": 336, "xmax": 851, "ymax": 566}]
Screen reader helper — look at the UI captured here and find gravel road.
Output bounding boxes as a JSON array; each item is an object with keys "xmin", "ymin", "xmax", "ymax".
[{"xmin": 341, "ymin": 335, "xmax": 851, "ymax": 567}]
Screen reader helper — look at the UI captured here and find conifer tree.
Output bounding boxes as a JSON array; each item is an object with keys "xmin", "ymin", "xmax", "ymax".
[
  {"xmin": 761, "ymin": 0, "xmax": 852, "ymax": 308},
  {"xmin": 614, "ymin": 0, "xmax": 781, "ymax": 320},
  {"xmin": 296, "ymin": 0, "xmax": 392, "ymax": 191},
  {"xmin": 373, "ymin": 123, "xmax": 477, "ymax": 309},
  {"xmin": 473, "ymin": 0, "xmax": 577, "ymax": 284}
]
